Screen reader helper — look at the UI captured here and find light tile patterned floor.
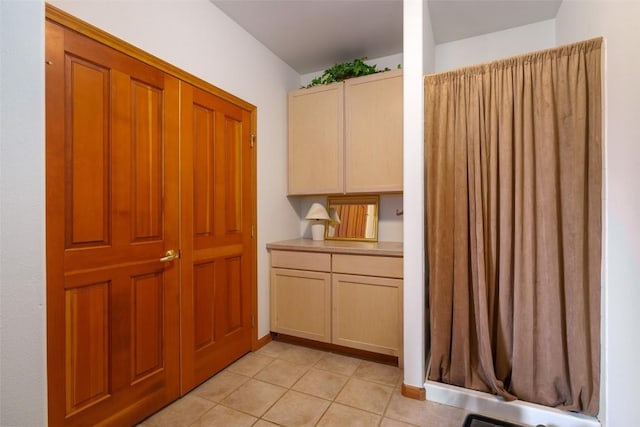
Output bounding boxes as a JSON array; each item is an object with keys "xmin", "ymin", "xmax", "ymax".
[{"xmin": 140, "ymin": 341, "xmax": 469, "ymax": 427}]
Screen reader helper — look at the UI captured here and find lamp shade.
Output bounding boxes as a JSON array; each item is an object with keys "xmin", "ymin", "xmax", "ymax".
[{"xmin": 305, "ymin": 203, "xmax": 330, "ymax": 221}]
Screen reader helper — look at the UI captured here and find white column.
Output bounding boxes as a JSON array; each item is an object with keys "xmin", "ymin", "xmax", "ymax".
[{"xmin": 402, "ymin": 0, "xmax": 426, "ymax": 391}]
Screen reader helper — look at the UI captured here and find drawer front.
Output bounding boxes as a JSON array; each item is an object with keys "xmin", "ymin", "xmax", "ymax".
[
  {"xmin": 271, "ymin": 250, "xmax": 331, "ymax": 272},
  {"xmin": 332, "ymin": 254, "xmax": 403, "ymax": 278}
]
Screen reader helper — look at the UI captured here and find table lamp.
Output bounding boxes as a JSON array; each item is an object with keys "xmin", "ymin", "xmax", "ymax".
[{"xmin": 305, "ymin": 203, "xmax": 331, "ymax": 240}]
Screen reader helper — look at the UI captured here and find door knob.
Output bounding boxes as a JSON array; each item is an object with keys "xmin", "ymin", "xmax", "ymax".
[{"xmin": 159, "ymin": 249, "xmax": 180, "ymax": 262}]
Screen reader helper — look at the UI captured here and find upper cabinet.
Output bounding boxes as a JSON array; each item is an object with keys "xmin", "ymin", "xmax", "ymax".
[
  {"xmin": 288, "ymin": 70, "xmax": 403, "ymax": 195},
  {"xmin": 288, "ymin": 82, "xmax": 344, "ymax": 195},
  {"xmin": 344, "ymin": 70, "xmax": 403, "ymax": 193}
]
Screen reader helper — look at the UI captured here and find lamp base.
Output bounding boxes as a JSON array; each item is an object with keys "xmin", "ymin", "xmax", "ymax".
[{"xmin": 310, "ymin": 222, "xmax": 325, "ymax": 241}]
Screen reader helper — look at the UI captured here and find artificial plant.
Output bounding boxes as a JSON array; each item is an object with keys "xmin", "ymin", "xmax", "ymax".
[{"xmin": 306, "ymin": 57, "xmax": 394, "ymax": 88}]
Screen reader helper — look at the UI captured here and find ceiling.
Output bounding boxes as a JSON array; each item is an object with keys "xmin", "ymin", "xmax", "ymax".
[{"xmin": 212, "ymin": 0, "xmax": 562, "ymax": 74}]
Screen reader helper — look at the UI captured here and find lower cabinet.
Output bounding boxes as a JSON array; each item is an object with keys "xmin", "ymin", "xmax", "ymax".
[
  {"xmin": 269, "ymin": 248, "xmax": 403, "ymax": 359},
  {"xmin": 270, "ymin": 268, "xmax": 331, "ymax": 342},
  {"xmin": 270, "ymin": 250, "xmax": 332, "ymax": 342},
  {"xmin": 332, "ymin": 273, "xmax": 402, "ymax": 356}
]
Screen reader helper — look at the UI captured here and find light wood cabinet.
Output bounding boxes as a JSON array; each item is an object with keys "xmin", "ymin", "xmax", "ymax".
[
  {"xmin": 345, "ymin": 71, "xmax": 403, "ymax": 193},
  {"xmin": 332, "ymin": 254, "xmax": 402, "ymax": 356},
  {"xmin": 270, "ymin": 251, "xmax": 332, "ymax": 342},
  {"xmin": 332, "ymin": 274, "xmax": 402, "ymax": 356},
  {"xmin": 288, "ymin": 83, "xmax": 344, "ymax": 195},
  {"xmin": 268, "ymin": 241, "xmax": 403, "ymax": 360},
  {"xmin": 287, "ymin": 70, "xmax": 403, "ymax": 195}
]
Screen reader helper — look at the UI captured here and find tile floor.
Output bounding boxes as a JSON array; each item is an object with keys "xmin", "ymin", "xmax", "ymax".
[{"xmin": 140, "ymin": 341, "xmax": 469, "ymax": 427}]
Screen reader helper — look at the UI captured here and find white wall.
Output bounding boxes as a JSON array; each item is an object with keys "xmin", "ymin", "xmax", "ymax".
[
  {"xmin": 555, "ymin": 2, "xmax": 640, "ymax": 425},
  {"xmin": 423, "ymin": 3, "xmax": 436, "ymax": 75},
  {"xmin": 1, "ymin": 1, "xmax": 302, "ymax": 424},
  {"xmin": 0, "ymin": 1, "xmax": 47, "ymax": 426},
  {"xmin": 378, "ymin": 194, "xmax": 404, "ymax": 241},
  {"xmin": 435, "ymin": 19, "xmax": 556, "ymax": 72},
  {"xmin": 48, "ymin": 0, "xmax": 303, "ymax": 343}
]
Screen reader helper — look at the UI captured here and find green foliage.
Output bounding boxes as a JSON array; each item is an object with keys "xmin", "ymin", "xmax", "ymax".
[{"xmin": 306, "ymin": 57, "xmax": 392, "ymax": 88}]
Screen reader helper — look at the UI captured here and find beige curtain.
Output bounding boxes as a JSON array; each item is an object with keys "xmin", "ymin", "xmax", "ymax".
[{"xmin": 425, "ymin": 38, "xmax": 602, "ymax": 415}]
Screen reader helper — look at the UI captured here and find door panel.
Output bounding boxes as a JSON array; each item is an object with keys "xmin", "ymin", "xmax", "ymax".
[
  {"xmin": 180, "ymin": 83, "xmax": 253, "ymax": 393},
  {"xmin": 224, "ymin": 117, "xmax": 243, "ymax": 233},
  {"xmin": 193, "ymin": 103, "xmax": 216, "ymax": 237},
  {"xmin": 65, "ymin": 56, "xmax": 111, "ymax": 248},
  {"xmin": 130, "ymin": 81, "xmax": 164, "ymax": 242},
  {"xmin": 194, "ymin": 261, "xmax": 216, "ymax": 350},
  {"xmin": 46, "ymin": 21, "xmax": 180, "ymax": 426},
  {"xmin": 65, "ymin": 282, "xmax": 110, "ymax": 414},
  {"xmin": 220, "ymin": 257, "xmax": 244, "ymax": 333},
  {"xmin": 131, "ymin": 271, "xmax": 164, "ymax": 379}
]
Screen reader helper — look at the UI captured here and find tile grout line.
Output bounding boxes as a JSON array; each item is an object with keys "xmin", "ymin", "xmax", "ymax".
[
  {"xmin": 147, "ymin": 342, "xmax": 430, "ymax": 427},
  {"xmin": 261, "ymin": 346, "xmax": 399, "ymax": 426},
  {"xmin": 310, "ymin": 353, "xmax": 360, "ymax": 426},
  {"xmin": 256, "ymin": 353, "xmax": 309, "ymax": 425}
]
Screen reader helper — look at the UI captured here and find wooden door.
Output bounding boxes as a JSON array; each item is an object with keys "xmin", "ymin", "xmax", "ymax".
[
  {"xmin": 179, "ymin": 83, "xmax": 255, "ymax": 392},
  {"xmin": 46, "ymin": 21, "xmax": 180, "ymax": 426}
]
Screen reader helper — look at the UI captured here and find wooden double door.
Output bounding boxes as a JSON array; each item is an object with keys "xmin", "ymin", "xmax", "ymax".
[{"xmin": 45, "ymin": 10, "xmax": 256, "ymax": 426}]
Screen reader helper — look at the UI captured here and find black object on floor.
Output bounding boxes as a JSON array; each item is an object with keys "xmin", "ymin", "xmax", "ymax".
[{"xmin": 462, "ymin": 414, "xmax": 526, "ymax": 427}]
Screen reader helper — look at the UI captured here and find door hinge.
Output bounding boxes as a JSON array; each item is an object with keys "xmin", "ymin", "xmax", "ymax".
[
  {"xmin": 251, "ymin": 315, "xmax": 255, "ymax": 328},
  {"xmin": 250, "ymin": 134, "xmax": 256, "ymax": 148},
  {"xmin": 251, "ymin": 224, "xmax": 255, "ymax": 238}
]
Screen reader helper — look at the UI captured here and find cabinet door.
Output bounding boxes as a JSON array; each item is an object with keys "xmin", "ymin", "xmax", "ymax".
[
  {"xmin": 270, "ymin": 268, "xmax": 332, "ymax": 342},
  {"xmin": 332, "ymin": 273, "xmax": 402, "ymax": 356},
  {"xmin": 345, "ymin": 70, "xmax": 403, "ymax": 193},
  {"xmin": 288, "ymin": 83, "xmax": 344, "ymax": 195}
]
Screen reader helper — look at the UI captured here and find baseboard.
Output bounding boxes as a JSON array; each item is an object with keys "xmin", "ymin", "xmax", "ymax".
[
  {"xmin": 401, "ymin": 383, "xmax": 426, "ymax": 400},
  {"xmin": 425, "ymin": 380, "xmax": 601, "ymax": 427},
  {"xmin": 272, "ymin": 333, "xmax": 399, "ymax": 366},
  {"xmin": 254, "ymin": 333, "xmax": 273, "ymax": 351}
]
